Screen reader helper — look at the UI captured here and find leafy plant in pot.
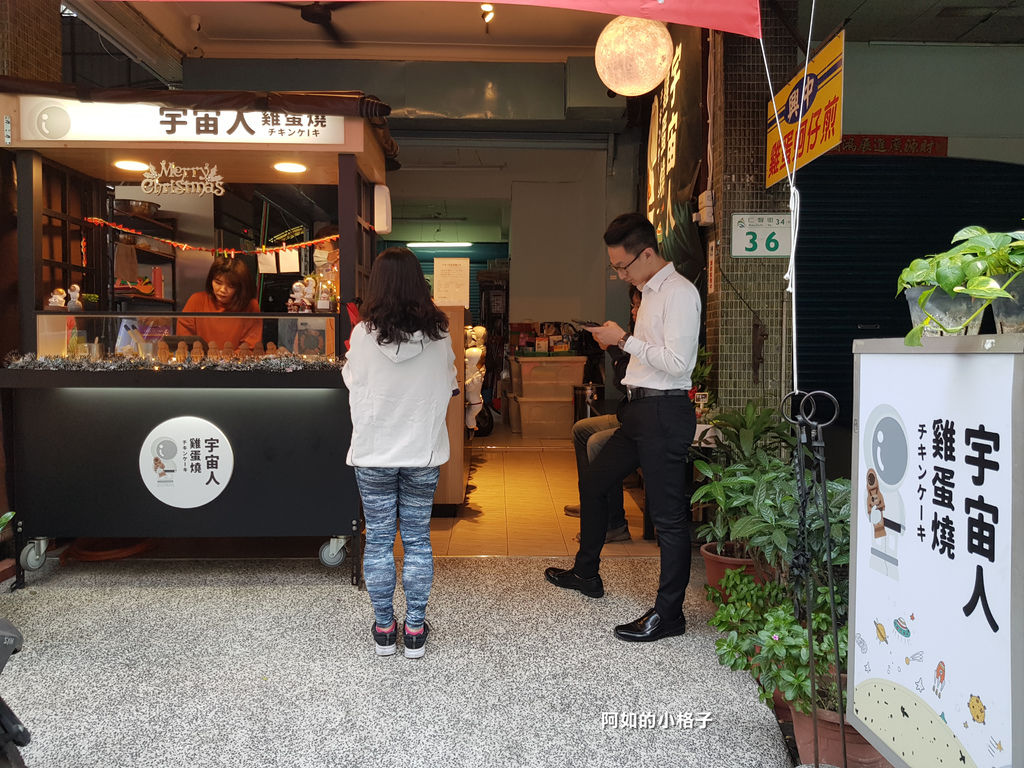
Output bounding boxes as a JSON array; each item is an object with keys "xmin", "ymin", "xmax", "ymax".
[
  {"xmin": 897, "ymin": 223, "xmax": 1024, "ymax": 346},
  {"xmin": 692, "ymin": 448, "xmax": 795, "ymax": 584},
  {"xmin": 691, "ymin": 400, "xmax": 796, "ymax": 591},
  {"xmin": 706, "ymin": 478, "xmax": 886, "ymax": 766}
]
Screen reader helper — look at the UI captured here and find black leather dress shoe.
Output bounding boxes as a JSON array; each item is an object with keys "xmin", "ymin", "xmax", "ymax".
[
  {"xmin": 544, "ymin": 567, "xmax": 604, "ymax": 598},
  {"xmin": 613, "ymin": 608, "xmax": 686, "ymax": 642}
]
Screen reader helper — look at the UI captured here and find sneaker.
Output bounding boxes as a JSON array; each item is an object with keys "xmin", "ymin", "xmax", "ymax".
[
  {"xmin": 371, "ymin": 620, "xmax": 397, "ymax": 656},
  {"xmin": 563, "ymin": 503, "xmax": 581, "ymax": 517},
  {"xmin": 403, "ymin": 620, "xmax": 431, "ymax": 659},
  {"xmin": 575, "ymin": 523, "xmax": 631, "ymax": 544}
]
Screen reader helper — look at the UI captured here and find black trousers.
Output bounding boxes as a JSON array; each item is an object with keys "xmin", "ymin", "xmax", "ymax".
[{"xmin": 573, "ymin": 395, "xmax": 697, "ymax": 620}]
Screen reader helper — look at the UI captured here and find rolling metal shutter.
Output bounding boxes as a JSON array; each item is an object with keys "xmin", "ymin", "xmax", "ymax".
[{"xmin": 794, "ymin": 155, "xmax": 1024, "ymax": 427}]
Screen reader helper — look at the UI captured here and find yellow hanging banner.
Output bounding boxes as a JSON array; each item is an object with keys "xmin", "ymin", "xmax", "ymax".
[{"xmin": 765, "ymin": 30, "xmax": 845, "ymax": 189}]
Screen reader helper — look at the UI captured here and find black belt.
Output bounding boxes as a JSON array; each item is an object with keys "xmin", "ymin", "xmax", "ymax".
[{"xmin": 626, "ymin": 386, "xmax": 690, "ymax": 401}]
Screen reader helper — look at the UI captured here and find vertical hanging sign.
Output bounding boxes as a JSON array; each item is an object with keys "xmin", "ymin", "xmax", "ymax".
[{"xmin": 765, "ymin": 30, "xmax": 845, "ymax": 188}]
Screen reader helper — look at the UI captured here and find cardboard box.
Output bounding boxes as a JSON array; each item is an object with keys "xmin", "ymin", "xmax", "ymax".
[{"xmin": 517, "ymin": 395, "xmax": 573, "ymax": 438}]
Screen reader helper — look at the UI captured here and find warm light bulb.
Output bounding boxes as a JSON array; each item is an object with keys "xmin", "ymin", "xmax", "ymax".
[
  {"xmin": 114, "ymin": 160, "xmax": 149, "ymax": 172},
  {"xmin": 594, "ymin": 16, "xmax": 674, "ymax": 97},
  {"xmin": 274, "ymin": 161, "xmax": 307, "ymax": 173}
]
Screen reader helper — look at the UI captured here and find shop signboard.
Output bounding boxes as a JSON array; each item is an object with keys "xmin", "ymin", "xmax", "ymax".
[
  {"xmin": 765, "ymin": 30, "xmax": 844, "ymax": 188},
  {"xmin": 849, "ymin": 337, "xmax": 1023, "ymax": 768},
  {"xmin": 832, "ymin": 134, "xmax": 948, "ymax": 157},
  {"xmin": 139, "ymin": 416, "xmax": 235, "ymax": 509},
  {"xmin": 18, "ymin": 95, "xmax": 345, "ymax": 145},
  {"xmin": 730, "ymin": 213, "xmax": 791, "ymax": 258}
]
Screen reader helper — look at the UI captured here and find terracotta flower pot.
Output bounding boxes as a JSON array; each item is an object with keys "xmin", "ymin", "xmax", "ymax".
[
  {"xmin": 772, "ymin": 687, "xmax": 793, "ymax": 723},
  {"xmin": 791, "ymin": 706, "xmax": 892, "ymax": 768},
  {"xmin": 699, "ymin": 541, "xmax": 757, "ymax": 598}
]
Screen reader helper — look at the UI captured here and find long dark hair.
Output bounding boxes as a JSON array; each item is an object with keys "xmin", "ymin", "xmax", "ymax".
[
  {"xmin": 361, "ymin": 247, "xmax": 448, "ymax": 344},
  {"xmin": 205, "ymin": 256, "xmax": 256, "ymax": 312}
]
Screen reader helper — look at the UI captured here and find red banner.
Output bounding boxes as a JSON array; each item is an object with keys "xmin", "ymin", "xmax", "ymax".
[
  {"xmin": 831, "ymin": 134, "xmax": 948, "ymax": 157},
  {"xmin": 116, "ymin": 0, "xmax": 763, "ymax": 39}
]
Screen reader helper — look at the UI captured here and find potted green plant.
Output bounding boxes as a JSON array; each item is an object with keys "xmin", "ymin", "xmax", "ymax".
[
  {"xmin": 705, "ymin": 476, "xmax": 888, "ymax": 766},
  {"xmin": 690, "ymin": 400, "xmax": 796, "ymax": 591},
  {"xmin": 897, "ymin": 224, "xmax": 1024, "ymax": 345}
]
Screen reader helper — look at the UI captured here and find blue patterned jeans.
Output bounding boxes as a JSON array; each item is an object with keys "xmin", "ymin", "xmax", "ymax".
[{"xmin": 355, "ymin": 466, "xmax": 439, "ymax": 627}]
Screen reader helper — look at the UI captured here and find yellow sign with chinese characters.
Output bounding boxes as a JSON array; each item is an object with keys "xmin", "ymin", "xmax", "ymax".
[{"xmin": 765, "ymin": 30, "xmax": 844, "ymax": 188}]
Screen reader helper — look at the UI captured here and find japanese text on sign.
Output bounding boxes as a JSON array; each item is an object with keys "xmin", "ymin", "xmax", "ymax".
[{"xmin": 19, "ymin": 96, "xmax": 346, "ymax": 145}]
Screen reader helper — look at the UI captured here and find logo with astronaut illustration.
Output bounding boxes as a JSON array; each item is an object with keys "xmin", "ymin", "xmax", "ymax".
[
  {"xmin": 138, "ymin": 416, "xmax": 233, "ymax": 509},
  {"xmin": 862, "ymin": 404, "xmax": 908, "ymax": 579}
]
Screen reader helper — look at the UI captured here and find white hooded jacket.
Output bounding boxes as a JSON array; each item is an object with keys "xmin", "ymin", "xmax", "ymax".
[{"xmin": 343, "ymin": 322, "xmax": 458, "ymax": 467}]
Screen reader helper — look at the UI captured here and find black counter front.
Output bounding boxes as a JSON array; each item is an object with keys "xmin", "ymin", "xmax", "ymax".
[{"xmin": 0, "ymin": 368, "xmax": 359, "ymax": 578}]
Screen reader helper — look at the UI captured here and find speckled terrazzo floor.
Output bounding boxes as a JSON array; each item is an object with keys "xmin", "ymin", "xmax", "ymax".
[{"xmin": 0, "ymin": 555, "xmax": 792, "ymax": 768}]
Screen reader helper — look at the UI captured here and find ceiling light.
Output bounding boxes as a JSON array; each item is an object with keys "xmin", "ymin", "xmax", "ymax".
[
  {"xmin": 481, "ymin": 4, "xmax": 495, "ymax": 23},
  {"xmin": 595, "ymin": 16, "xmax": 674, "ymax": 97},
  {"xmin": 407, "ymin": 242, "xmax": 473, "ymax": 248},
  {"xmin": 114, "ymin": 160, "xmax": 149, "ymax": 172},
  {"xmin": 274, "ymin": 162, "xmax": 307, "ymax": 173}
]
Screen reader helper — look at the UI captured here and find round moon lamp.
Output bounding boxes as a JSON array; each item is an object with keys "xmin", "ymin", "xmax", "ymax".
[{"xmin": 595, "ymin": 16, "xmax": 674, "ymax": 97}]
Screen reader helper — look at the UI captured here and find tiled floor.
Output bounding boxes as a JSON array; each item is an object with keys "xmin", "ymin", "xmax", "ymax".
[{"xmin": 426, "ymin": 417, "xmax": 660, "ymax": 559}]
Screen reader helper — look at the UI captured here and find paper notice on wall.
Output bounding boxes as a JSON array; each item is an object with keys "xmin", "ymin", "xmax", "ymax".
[
  {"xmin": 257, "ymin": 252, "xmax": 278, "ymax": 274},
  {"xmin": 278, "ymin": 249, "xmax": 300, "ymax": 273},
  {"xmin": 433, "ymin": 258, "xmax": 470, "ymax": 308}
]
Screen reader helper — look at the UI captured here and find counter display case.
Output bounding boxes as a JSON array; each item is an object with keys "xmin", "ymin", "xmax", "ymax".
[{"xmin": 1, "ymin": 312, "xmax": 359, "ymax": 585}]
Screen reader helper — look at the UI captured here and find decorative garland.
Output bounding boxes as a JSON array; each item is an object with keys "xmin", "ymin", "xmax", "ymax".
[
  {"xmin": 5, "ymin": 352, "xmax": 345, "ymax": 374},
  {"xmin": 84, "ymin": 217, "xmax": 339, "ymax": 259}
]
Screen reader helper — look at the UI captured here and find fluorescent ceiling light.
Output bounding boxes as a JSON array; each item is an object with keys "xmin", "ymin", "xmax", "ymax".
[
  {"xmin": 114, "ymin": 160, "xmax": 149, "ymax": 171},
  {"xmin": 274, "ymin": 162, "xmax": 307, "ymax": 173},
  {"xmin": 407, "ymin": 242, "xmax": 473, "ymax": 248}
]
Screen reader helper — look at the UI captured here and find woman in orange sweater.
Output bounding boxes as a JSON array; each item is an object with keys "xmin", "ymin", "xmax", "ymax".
[{"xmin": 177, "ymin": 257, "xmax": 261, "ymax": 348}]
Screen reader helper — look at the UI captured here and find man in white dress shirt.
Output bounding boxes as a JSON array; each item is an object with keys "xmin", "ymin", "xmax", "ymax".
[{"xmin": 545, "ymin": 213, "xmax": 700, "ymax": 642}]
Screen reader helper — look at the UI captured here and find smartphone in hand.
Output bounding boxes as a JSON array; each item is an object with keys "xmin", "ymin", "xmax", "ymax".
[{"xmin": 572, "ymin": 319, "xmax": 601, "ymax": 328}]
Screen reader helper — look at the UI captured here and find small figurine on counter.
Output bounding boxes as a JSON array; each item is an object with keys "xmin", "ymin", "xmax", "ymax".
[
  {"xmin": 287, "ymin": 280, "xmax": 311, "ymax": 313},
  {"xmin": 253, "ymin": 341, "xmax": 265, "ymax": 357},
  {"xmin": 238, "ymin": 341, "xmax": 251, "ymax": 359},
  {"xmin": 222, "ymin": 341, "xmax": 235, "ymax": 358},
  {"xmin": 206, "ymin": 341, "xmax": 219, "ymax": 360},
  {"xmin": 303, "ymin": 276, "xmax": 316, "ymax": 310},
  {"xmin": 66, "ymin": 284, "xmax": 83, "ymax": 312},
  {"xmin": 265, "ymin": 341, "xmax": 278, "ymax": 356},
  {"xmin": 191, "ymin": 341, "xmax": 205, "ymax": 362},
  {"xmin": 175, "ymin": 341, "xmax": 189, "ymax": 362},
  {"xmin": 157, "ymin": 341, "xmax": 170, "ymax": 364},
  {"xmin": 46, "ymin": 288, "xmax": 67, "ymax": 309}
]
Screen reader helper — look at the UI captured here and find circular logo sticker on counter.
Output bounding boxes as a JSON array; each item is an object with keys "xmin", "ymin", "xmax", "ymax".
[{"xmin": 139, "ymin": 417, "xmax": 234, "ymax": 508}]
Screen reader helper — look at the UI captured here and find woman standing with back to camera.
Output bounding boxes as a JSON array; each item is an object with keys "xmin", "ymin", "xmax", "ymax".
[{"xmin": 342, "ymin": 247, "xmax": 457, "ymax": 659}]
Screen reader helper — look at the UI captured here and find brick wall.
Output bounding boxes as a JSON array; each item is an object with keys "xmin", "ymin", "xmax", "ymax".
[
  {"xmin": 708, "ymin": 1, "xmax": 798, "ymax": 413},
  {"xmin": 0, "ymin": 0, "xmax": 62, "ymax": 81}
]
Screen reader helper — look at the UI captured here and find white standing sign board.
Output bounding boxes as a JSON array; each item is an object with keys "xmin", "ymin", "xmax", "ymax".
[{"xmin": 849, "ymin": 335, "xmax": 1023, "ymax": 768}]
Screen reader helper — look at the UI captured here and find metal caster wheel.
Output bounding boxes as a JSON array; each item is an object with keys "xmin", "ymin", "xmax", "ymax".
[
  {"xmin": 18, "ymin": 539, "xmax": 47, "ymax": 571},
  {"xmin": 319, "ymin": 538, "xmax": 347, "ymax": 567}
]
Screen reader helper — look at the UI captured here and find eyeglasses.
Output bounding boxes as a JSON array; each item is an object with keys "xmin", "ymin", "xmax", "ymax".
[{"xmin": 608, "ymin": 247, "xmax": 646, "ymax": 277}]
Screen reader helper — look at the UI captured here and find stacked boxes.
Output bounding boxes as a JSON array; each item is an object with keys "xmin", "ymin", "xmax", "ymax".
[{"xmin": 510, "ymin": 355, "xmax": 586, "ymax": 438}]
